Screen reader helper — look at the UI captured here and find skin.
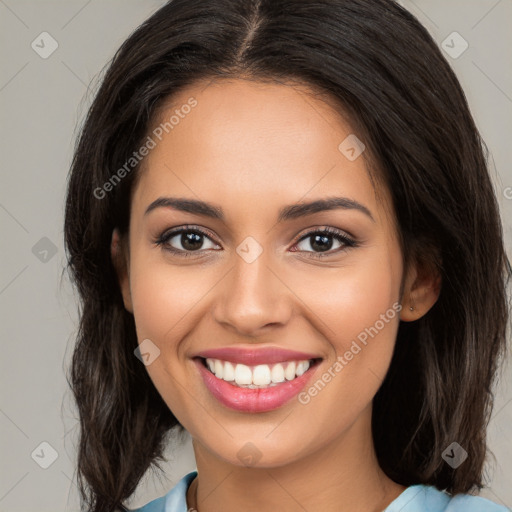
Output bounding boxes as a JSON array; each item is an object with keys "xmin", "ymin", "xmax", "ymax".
[{"xmin": 111, "ymin": 78, "xmax": 441, "ymax": 512}]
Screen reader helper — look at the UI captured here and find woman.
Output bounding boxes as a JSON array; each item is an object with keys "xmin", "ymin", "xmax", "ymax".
[{"xmin": 63, "ymin": 0, "xmax": 511, "ymax": 511}]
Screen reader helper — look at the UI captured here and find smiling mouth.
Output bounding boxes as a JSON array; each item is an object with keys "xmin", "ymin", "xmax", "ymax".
[{"xmin": 196, "ymin": 356, "xmax": 322, "ymax": 389}]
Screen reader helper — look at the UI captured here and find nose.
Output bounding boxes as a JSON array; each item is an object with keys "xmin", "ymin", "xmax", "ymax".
[{"xmin": 212, "ymin": 251, "xmax": 293, "ymax": 336}]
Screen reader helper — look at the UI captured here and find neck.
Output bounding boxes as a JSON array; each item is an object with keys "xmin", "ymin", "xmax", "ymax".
[{"xmin": 186, "ymin": 405, "xmax": 406, "ymax": 512}]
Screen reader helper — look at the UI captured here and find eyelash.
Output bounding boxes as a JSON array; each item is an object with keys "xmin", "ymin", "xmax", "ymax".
[{"xmin": 153, "ymin": 225, "xmax": 358, "ymax": 259}]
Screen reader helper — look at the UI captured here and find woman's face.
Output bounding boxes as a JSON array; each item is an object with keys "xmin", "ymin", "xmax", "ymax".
[{"xmin": 114, "ymin": 78, "xmax": 415, "ymax": 468}]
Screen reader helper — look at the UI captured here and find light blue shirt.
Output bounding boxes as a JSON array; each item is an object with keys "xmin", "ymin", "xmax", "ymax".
[{"xmin": 129, "ymin": 470, "xmax": 510, "ymax": 512}]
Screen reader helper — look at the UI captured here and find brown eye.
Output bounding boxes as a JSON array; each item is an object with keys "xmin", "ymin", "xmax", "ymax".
[
  {"xmin": 155, "ymin": 227, "xmax": 220, "ymax": 256},
  {"xmin": 293, "ymin": 228, "xmax": 356, "ymax": 257}
]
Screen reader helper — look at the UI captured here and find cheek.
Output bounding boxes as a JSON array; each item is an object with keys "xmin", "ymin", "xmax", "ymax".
[
  {"xmin": 129, "ymin": 256, "xmax": 208, "ymax": 345},
  {"xmin": 331, "ymin": 257, "xmax": 401, "ymax": 375},
  {"xmin": 286, "ymin": 251, "xmax": 400, "ymax": 346},
  {"xmin": 338, "ymin": 265, "xmax": 399, "ymax": 345},
  {"xmin": 127, "ymin": 256, "xmax": 207, "ymax": 426},
  {"xmin": 286, "ymin": 250, "xmax": 402, "ymax": 406}
]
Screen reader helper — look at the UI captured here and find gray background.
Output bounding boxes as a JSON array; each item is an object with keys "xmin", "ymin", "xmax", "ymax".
[{"xmin": 0, "ymin": 1, "xmax": 511, "ymax": 510}]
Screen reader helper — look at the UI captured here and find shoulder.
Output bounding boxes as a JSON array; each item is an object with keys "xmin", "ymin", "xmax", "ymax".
[
  {"xmin": 128, "ymin": 470, "xmax": 198, "ymax": 512},
  {"xmin": 385, "ymin": 484, "xmax": 509, "ymax": 512}
]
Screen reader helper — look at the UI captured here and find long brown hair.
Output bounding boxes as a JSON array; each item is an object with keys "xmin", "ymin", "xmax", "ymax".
[{"xmin": 63, "ymin": 0, "xmax": 511, "ymax": 510}]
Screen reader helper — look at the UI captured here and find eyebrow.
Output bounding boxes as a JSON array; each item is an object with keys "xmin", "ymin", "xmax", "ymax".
[{"xmin": 144, "ymin": 196, "xmax": 375, "ymax": 223}]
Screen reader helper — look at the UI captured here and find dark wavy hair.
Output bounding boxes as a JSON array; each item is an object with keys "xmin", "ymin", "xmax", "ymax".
[{"xmin": 63, "ymin": 0, "xmax": 511, "ymax": 510}]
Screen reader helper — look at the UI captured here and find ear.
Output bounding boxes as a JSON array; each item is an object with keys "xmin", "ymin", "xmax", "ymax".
[
  {"xmin": 400, "ymin": 256, "xmax": 441, "ymax": 322},
  {"xmin": 111, "ymin": 228, "xmax": 133, "ymax": 313}
]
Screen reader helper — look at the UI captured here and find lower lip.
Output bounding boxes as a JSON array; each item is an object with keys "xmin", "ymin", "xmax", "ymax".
[{"xmin": 193, "ymin": 358, "xmax": 320, "ymax": 413}]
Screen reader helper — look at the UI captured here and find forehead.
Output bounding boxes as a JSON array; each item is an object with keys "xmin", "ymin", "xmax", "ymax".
[{"xmin": 132, "ymin": 78, "xmax": 391, "ymax": 225}]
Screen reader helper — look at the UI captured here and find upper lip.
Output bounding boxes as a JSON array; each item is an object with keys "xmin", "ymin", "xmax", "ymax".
[{"xmin": 194, "ymin": 346, "xmax": 322, "ymax": 366}]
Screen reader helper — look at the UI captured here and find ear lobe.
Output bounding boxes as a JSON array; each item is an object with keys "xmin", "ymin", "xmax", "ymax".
[
  {"xmin": 111, "ymin": 228, "xmax": 133, "ymax": 313},
  {"xmin": 400, "ymin": 258, "xmax": 442, "ymax": 322}
]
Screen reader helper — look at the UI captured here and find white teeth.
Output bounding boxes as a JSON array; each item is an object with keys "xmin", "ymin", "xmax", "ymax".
[
  {"xmin": 234, "ymin": 363, "xmax": 253, "ymax": 385},
  {"xmin": 284, "ymin": 361, "xmax": 296, "ymax": 380},
  {"xmin": 271, "ymin": 363, "xmax": 285, "ymax": 383},
  {"xmin": 223, "ymin": 361, "xmax": 235, "ymax": 381},
  {"xmin": 253, "ymin": 365, "xmax": 271, "ymax": 386},
  {"xmin": 214, "ymin": 359, "xmax": 224, "ymax": 379},
  {"xmin": 295, "ymin": 361, "xmax": 309, "ymax": 376},
  {"xmin": 204, "ymin": 358, "xmax": 313, "ymax": 388}
]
